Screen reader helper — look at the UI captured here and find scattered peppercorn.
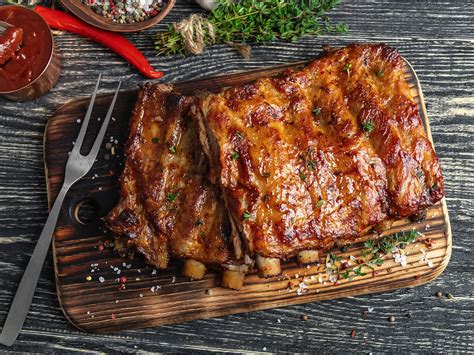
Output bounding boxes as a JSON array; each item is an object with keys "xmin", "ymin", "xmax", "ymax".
[
  {"xmin": 300, "ymin": 314, "xmax": 309, "ymax": 321},
  {"xmin": 388, "ymin": 315, "xmax": 395, "ymax": 322},
  {"xmin": 436, "ymin": 291, "xmax": 443, "ymax": 298},
  {"xmin": 205, "ymin": 289, "xmax": 213, "ymax": 296},
  {"xmin": 82, "ymin": 0, "xmax": 167, "ymax": 24},
  {"xmin": 405, "ymin": 313, "xmax": 412, "ymax": 319}
]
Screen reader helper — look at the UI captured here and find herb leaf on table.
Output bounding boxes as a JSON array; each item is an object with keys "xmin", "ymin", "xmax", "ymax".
[{"xmin": 155, "ymin": 0, "xmax": 347, "ymax": 56}]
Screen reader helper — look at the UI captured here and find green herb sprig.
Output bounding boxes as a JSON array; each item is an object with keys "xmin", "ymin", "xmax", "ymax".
[
  {"xmin": 155, "ymin": 0, "xmax": 347, "ymax": 56},
  {"xmin": 329, "ymin": 230, "xmax": 421, "ymax": 281}
]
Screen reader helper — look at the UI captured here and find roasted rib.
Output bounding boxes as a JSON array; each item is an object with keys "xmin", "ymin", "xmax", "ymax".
[
  {"xmin": 194, "ymin": 44, "xmax": 444, "ymax": 277},
  {"xmin": 106, "ymin": 83, "xmax": 246, "ymax": 287}
]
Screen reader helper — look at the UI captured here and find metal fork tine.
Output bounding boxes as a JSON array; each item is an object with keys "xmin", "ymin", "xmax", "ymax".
[
  {"xmin": 71, "ymin": 74, "xmax": 102, "ymax": 156},
  {"xmin": 87, "ymin": 81, "xmax": 122, "ymax": 160}
]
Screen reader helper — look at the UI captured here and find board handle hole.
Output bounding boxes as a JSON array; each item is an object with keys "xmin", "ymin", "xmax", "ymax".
[{"xmin": 73, "ymin": 198, "xmax": 99, "ymax": 225}]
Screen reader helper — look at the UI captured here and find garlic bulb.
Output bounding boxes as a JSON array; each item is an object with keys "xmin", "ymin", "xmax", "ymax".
[{"xmin": 195, "ymin": 0, "xmax": 218, "ymax": 11}]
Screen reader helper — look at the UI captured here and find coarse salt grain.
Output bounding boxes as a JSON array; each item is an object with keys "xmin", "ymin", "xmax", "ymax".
[
  {"xmin": 394, "ymin": 253, "xmax": 408, "ymax": 267},
  {"xmin": 99, "ymin": 276, "xmax": 105, "ymax": 283}
]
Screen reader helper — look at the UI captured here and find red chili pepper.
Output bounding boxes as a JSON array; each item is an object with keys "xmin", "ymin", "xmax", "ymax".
[{"xmin": 34, "ymin": 6, "xmax": 164, "ymax": 79}]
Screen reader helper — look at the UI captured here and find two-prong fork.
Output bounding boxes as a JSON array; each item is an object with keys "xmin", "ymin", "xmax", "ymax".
[{"xmin": 0, "ymin": 75, "xmax": 121, "ymax": 347}]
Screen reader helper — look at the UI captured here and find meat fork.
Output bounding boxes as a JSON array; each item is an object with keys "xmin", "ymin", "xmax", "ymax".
[{"xmin": 0, "ymin": 75, "xmax": 121, "ymax": 347}]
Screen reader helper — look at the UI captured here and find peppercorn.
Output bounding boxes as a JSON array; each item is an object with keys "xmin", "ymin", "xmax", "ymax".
[
  {"xmin": 436, "ymin": 291, "xmax": 443, "ymax": 298},
  {"xmin": 300, "ymin": 315, "xmax": 309, "ymax": 321},
  {"xmin": 388, "ymin": 315, "xmax": 395, "ymax": 322}
]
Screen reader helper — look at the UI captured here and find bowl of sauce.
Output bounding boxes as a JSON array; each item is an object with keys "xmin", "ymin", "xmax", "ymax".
[{"xmin": 0, "ymin": 5, "xmax": 61, "ymax": 101}]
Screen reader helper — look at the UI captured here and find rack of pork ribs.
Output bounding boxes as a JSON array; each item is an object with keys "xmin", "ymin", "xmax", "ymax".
[{"xmin": 106, "ymin": 44, "xmax": 444, "ymax": 290}]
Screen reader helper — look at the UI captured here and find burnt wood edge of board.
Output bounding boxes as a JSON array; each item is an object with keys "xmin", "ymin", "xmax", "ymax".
[
  {"xmin": 42, "ymin": 60, "xmax": 452, "ymax": 333},
  {"xmin": 56, "ymin": 222, "xmax": 452, "ymax": 334}
]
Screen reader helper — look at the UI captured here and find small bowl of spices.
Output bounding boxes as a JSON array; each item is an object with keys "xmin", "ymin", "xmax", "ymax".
[
  {"xmin": 0, "ymin": 5, "xmax": 61, "ymax": 101},
  {"xmin": 59, "ymin": 0, "xmax": 175, "ymax": 32}
]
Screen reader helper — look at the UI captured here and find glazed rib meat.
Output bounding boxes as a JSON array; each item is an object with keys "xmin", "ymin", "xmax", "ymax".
[
  {"xmin": 106, "ymin": 83, "xmax": 246, "ymax": 285},
  {"xmin": 194, "ymin": 44, "xmax": 444, "ymax": 271}
]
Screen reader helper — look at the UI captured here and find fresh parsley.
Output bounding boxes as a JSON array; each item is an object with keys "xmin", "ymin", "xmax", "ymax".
[
  {"xmin": 333, "ymin": 230, "xmax": 421, "ymax": 281},
  {"xmin": 362, "ymin": 121, "xmax": 375, "ymax": 133},
  {"xmin": 166, "ymin": 192, "xmax": 179, "ymax": 203},
  {"xmin": 167, "ymin": 143, "xmax": 177, "ymax": 154},
  {"xmin": 243, "ymin": 210, "xmax": 252, "ymax": 222},
  {"xmin": 166, "ymin": 191, "xmax": 179, "ymax": 211},
  {"xmin": 343, "ymin": 63, "xmax": 352, "ymax": 77},
  {"xmin": 231, "ymin": 151, "xmax": 240, "ymax": 160}
]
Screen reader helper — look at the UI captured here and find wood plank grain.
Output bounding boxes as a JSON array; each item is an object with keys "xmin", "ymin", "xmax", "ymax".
[{"xmin": 43, "ymin": 60, "xmax": 452, "ymax": 333}]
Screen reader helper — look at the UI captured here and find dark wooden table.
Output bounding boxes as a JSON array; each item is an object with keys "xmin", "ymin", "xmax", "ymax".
[{"xmin": 0, "ymin": 1, "xmax": 472, "ymax": 352}]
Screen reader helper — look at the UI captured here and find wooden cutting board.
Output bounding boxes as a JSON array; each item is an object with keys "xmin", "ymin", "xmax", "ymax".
[{"xmin": 44, "ymin": 60, "xmax": 452, "ymax": 333}]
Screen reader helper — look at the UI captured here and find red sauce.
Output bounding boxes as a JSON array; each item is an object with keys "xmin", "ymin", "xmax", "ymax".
[
  {"xmin": 0, "ymin": 6, "xmax": 52, "ymax": 92},
  {"xmin": 0, "ymin": 27, "xmax": 23, "ymax": 65}
]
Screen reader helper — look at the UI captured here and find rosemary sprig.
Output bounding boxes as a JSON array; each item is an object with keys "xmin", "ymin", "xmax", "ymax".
[{"xmin": 155, "ymin": 0, "xmax": 347, "ymax": 56}]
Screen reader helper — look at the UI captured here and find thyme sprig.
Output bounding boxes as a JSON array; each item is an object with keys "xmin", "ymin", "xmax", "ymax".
[
  {"xmin": 326, "ymin": 230, "xmax": 421, "ymax": 281},
  {"xmin": 155, "ymin": 0, "xmax": 347, "ymax": 56}
]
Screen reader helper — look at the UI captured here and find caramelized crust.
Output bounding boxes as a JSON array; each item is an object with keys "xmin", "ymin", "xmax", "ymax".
[
  {"xmin": 196, "ymin": 44, "xmax": 444, "ymax": 259},
  {"xmin": 106, "ymin": 83, "xmax": 235, "ymax": 268}
]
